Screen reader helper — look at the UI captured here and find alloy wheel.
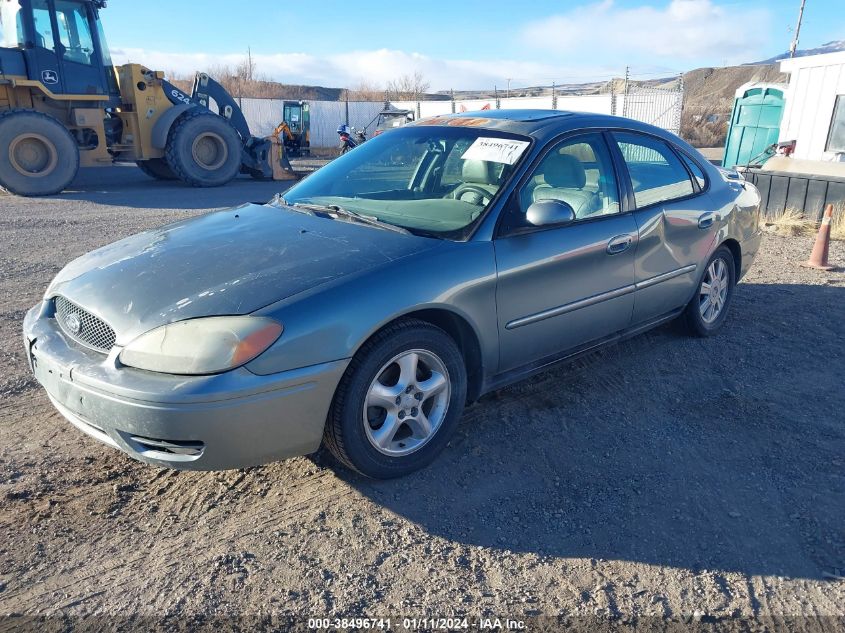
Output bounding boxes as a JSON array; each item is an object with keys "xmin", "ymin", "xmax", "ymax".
[
  {"xmin": 699, "ymin": 257, "xmax": 729, "ymax": 324},
  {"xmin": 363, "ymin": 349, "xmax": 451, "ymax": 457}
]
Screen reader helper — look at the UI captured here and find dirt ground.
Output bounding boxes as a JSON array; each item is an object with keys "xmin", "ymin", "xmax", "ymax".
[{"xmin": 0, "ymin": 166, "xmax": 843, "ymax": 632}]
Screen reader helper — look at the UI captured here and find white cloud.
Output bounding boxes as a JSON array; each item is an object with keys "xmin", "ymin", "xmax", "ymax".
[
  {"xmin": 111, "ymin": 47, "xmax": 616, "ymax": 92},
  {"xmin": 111, "ymin": 1, "xmax": 771, "ymax": 91},
  {"xmin": 520, "ymin": 0, "xmax": 771, "ymax": 65}
]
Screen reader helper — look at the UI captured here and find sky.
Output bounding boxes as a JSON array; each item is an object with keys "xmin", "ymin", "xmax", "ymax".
[{"xmin": 103, "ymin": 0, "xmax": 845, "ymax": 91}]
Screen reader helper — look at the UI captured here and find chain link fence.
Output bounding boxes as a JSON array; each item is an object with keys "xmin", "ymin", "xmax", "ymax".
[{"xmin": 240, "ymin": 78, "xmax": 684, "ymax": 149}]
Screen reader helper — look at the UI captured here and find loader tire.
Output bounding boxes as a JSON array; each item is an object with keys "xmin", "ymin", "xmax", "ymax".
[
  {"xmin": 0, "ymin": 110, "xmax": 79, "ymax": 196},
  {"xmin": 136, "ymin": 157, "xmax": 177, "ymax": 180},
  {"xmin": 165, "ymin": 110, "xmax": 242, "ymax": 187}
]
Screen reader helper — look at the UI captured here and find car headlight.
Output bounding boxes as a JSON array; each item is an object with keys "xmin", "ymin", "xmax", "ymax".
[{"xmin": 119, "ymin": 316, "xmax": 283, "ymax": 375}]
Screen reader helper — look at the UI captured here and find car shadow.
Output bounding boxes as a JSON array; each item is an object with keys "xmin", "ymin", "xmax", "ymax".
[
  {"xmin": 30, "ymin": 165, "xmax": 308, "ymax": 210},
  {"xmin": 334, "ymin": 282, "xmax": 845, "ymax": 580}
]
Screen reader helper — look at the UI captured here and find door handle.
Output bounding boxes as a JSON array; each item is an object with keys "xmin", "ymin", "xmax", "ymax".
[
  {"xmin": 698, "ymin": 212, "xmax": 716, "ymax": 229},
  {"xmin": 606, "ymin": 234, "xmax": 634, "ymax": 255}
]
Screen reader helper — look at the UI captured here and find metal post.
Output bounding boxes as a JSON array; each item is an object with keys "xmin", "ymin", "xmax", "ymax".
[
  {"xmin": 610, "ymin": 78, "xmax": 616, "ymax": 116},
  {"xmin": 552, "ymin": 82, "xmax": 557, "ymax": 109},
  {"xmin": 450, "ymin": 89, "xmax": 455, "ymax": 114},
  {"xmin": 345, "ymin": 91, "xmax": 349, "ymax": 126},
  {"xmin": 675, "ymin": 72, "xmax": 685, "ymax": 135},
  {"xmin": 384, "ymin": 90, "xmax": 390, "ymax": 110},
  {"xmin": 622, "ymin": 66, "xmax": 630, "ymax": 118},
  {"xmin": 789, "ymin": 0, "xmax": 806, "ymax": 58}
]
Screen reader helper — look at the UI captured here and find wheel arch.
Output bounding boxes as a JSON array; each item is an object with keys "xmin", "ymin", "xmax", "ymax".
[
  {"xmin": 353, "ymin": 307, "xmax": 485, "ymax": 404},
  {"xmin": 151, "ymin": 103, "xmax": 196, "ymax": 149},
  {"xmin": 719, "ymin": 237, "xmax": 742, "ymax": 281}
]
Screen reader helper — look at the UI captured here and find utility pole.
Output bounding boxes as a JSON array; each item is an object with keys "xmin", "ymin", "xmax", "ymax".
[
  {"xmin": 506, "ymin": 78, "xmax": 512, "ymax": 100},
  {"xmin": 789, "ymin": 0, "xmax": 806, "ymax": 58}
]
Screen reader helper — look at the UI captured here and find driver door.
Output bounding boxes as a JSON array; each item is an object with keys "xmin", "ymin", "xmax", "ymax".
[
  {"xmin": 24, "ymin": 0, "xmax": 65, "ymax": 92},
  {"xmin": 24, "ymin": 0, "xmax": 104, "ymax": 95},
  {"xmin": 494, "ymin": 132, "xmax": 639, "ymax": 373}
]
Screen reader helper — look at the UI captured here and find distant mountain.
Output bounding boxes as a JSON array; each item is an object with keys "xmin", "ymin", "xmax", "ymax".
[{"xmin": 751, "ymin": 40, "xmax": 845, "ymax": 65}]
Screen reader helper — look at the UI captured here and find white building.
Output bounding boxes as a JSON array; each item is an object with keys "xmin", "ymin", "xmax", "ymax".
[{"xmin": 778, "ymin": 51, "xmax": 845, "ymax": 163}]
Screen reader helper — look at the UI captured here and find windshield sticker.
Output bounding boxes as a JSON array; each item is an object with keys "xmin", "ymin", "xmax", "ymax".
[{"xmin": 461, "ymin": 137, "xmax": 530, "ymax": 165}]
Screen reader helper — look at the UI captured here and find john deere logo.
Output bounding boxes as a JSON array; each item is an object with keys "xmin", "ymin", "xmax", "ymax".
[
  {"xmin": 41, "ymin": 70, "xmax": 58, "ymax": 85},
  {"xmin": 64, "ymin": 313, "xmax": 81, "ymax": 335}
]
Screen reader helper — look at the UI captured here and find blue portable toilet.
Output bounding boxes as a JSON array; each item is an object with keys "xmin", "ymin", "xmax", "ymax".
[{"xmin": 723, "ymin": 83, "xmax": 786, "ymax": 168}]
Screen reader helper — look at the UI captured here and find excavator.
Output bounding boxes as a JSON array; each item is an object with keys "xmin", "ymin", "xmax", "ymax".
[{"xmin": 0, "ymin": 0, "xmax": 296, "ymax": 196}]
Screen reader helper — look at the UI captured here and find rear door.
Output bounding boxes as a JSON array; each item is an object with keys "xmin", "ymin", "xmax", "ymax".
[
  {"xmin": 494, "ymin": 132, "xmax": 638, "ymax": 373},
  {"xmin": 611, "ymin": 132, "xmax": 719, "ymax": 324}
]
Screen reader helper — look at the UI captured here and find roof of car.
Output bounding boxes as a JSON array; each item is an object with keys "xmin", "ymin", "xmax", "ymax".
[{"xmin": 412, "ymin": 109, "xmax": 683, "ymax": 145}]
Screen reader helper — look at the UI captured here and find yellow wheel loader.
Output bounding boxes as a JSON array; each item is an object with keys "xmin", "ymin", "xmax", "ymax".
[{"xmin": 0, "ymin": 0, "xmax": 295, "ymax": 197}]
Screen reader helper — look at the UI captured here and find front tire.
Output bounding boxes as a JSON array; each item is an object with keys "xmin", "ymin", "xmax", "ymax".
[
  {"xmin": 165, "ymin": 110, "xmax": 242, "ymax": 187},
  {"xmin": 324, "ymin": 319, "xmax": 467, "ymax": 479},
  {"xmin": 682, "ymin": 246, "xmax": 736, "ymax": 337},
  {"xmin": 0, "ymin": 110, "xmax": 79, "ymax": 196},
  {"xmin": 136, "ymin": 157, "xmax": 177, "ymax": 180}
]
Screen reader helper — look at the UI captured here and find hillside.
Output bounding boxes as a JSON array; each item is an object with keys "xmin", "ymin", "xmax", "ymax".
[
  {"xmin": 753, "ymin": 39, "xmax": 845, "ymax": 64},
  {"xmin": 679, "ymin": 63, "xmax": 788, "ymax": 146}
]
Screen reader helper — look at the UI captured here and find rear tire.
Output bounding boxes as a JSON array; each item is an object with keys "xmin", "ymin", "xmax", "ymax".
[
  {"xmin": 136, "ymin": 157, "xmax": 177, "ymax": 180},
  {"xmin": 0, "ymin": 110, "xmax": 79, "ymax": 196},
  {"xmin": 165, "ymin": 110, "xmax": 242, "ymax": 187},
  {"xmin": 682, "ymin": 246, "xmax": 736, "ymax": 337},
  {"xmin": 323, "ymin": 319, "xmax": 467, "ymax": 479}
]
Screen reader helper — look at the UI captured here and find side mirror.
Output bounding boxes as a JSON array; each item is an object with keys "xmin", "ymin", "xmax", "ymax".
[{"xmin": 526, "ymin": 199, "xmax": 576, "ymax": 227}]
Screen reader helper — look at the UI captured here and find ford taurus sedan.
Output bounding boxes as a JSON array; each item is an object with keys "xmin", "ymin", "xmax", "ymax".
[{"xmin": 23, "ymin": 110, "xmax": 762, "ymax": 478}]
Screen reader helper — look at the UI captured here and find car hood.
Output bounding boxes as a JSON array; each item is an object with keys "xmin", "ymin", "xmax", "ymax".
[{"xmin": 47, "ymin": 203, "xmax": 438, "ymax": 345}]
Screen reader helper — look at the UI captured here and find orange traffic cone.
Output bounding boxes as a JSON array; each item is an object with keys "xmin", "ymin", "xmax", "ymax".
[{"xmin": 801, "ymin": 204, "xmax": 835, "ymax": 271}]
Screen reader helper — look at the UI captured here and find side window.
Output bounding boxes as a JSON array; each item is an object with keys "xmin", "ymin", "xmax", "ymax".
[
  {"xmin": 31, "ymin": 0, "xmax": 56, "ymax": 52},
  {"xmin": 614, "ymin": 132, "xmax": 695, "ymax": 207},
  {"xmin": 518, "ymin": 133, "xmax": 620, "ymax": 220},
  {"xmin": 827, "ymin": 95, "xmax": 845, "ymax": 153},
  {"xmin": 54, "ymin": 1, "xmax": 94, "ymax": 65},
  {"xmin": 680, "ymin": 153, "xmax": 707, "ymax": 189}
]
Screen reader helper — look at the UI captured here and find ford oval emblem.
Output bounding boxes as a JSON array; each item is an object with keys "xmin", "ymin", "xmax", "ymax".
[{"xmin": 65, "ymin": 313, "xmax": 81, "ymax": 335}]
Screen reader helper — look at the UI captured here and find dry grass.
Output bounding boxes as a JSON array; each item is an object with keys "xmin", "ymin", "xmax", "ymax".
[
  {"xmin": 831, "ymin": 204, "xmax": 845, "ymax": 241},
  {"xmin": 764, "ymin": 208, "xmax": 816, "ymax": 237},
  {"xmin": 764, "ymin": 204, "xmax": 845, "ymax": 241}
]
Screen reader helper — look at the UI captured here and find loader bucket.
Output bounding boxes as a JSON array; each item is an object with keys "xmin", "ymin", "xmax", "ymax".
[{"xmin": 271, "ymin": 139, "xmax": 298, "ymax": 181}]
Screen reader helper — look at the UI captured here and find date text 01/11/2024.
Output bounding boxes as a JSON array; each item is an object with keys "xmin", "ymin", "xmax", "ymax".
[{"xmin": 307, "ymin": 617, "xmax": 527, "ymax": 630}]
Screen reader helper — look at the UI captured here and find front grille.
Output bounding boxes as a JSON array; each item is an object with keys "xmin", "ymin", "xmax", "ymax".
[{"xmin": 54, "ymin": 296, "xmax": 116, "ymax": 353}]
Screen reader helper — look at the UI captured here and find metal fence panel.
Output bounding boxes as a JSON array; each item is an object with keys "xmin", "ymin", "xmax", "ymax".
[
  {"xmin": 239, "ymin": 87, "xmax": 683, "ymax": 149},
  {"xmin": 620, "ymin": 87, "xmax": 683, "ymax": 134}
]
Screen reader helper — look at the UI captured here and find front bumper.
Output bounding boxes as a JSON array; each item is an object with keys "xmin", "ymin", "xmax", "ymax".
[{"xmin": 23, "ymin": 302, "xmax": 349, "ymax": 470}]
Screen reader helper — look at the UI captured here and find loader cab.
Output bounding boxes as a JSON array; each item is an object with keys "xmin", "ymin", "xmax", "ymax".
[
  {"xmin": 0, "ymin": 0, "xmax": 118, "ymax": 99},
  {"xmin": 283, "ymin": 100, "xmax": 309, "ymax": 137},
  {"xmin": 282, "ymin": 100, "xmax": 310, "ymax": 155}
]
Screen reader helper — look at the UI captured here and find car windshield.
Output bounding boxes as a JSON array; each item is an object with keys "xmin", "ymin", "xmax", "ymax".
[{"xmin": 282, "ymin": 126, "xmax": 532, "ymax": 239}]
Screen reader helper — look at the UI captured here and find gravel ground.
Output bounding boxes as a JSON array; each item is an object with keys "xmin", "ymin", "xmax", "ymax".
[{"xmin": 0, "ymin": 166, "xmax": 843, "ymax": 631}]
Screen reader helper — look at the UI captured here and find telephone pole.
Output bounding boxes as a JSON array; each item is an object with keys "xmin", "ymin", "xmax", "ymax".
[{"xmin": 789, "ymin": 0, "xmax": 806, "ymax": 58}]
